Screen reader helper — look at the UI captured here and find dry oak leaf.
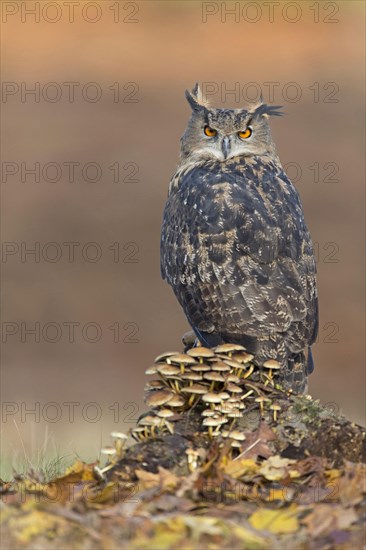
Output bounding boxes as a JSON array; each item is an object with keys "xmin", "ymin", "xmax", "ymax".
[
  {"xmin": 238, "ymin": 422, "xmax": 276, "ymax": 460},
  {"xmin": 259, "ymin": 455, "xmax": 301, "ymax": 481}
]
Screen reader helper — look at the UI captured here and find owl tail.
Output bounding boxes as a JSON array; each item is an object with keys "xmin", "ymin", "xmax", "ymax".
[
  {"xmin": 307, "ymin": 347, "xmax": 315, "ymax": 374},
  {"xmin": 280, "ymin": 352, "xmax": 308, "ymax": 394}
]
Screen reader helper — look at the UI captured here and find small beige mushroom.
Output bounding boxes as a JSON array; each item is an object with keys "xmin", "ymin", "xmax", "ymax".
[
  {"xmin": 145, "ymin": 365, "xmax": 159, "ymax": 375},
  {"xmin": 223, "ymin": 430, "xmax": 246, "ymax": 441},
  {"xmin": 157, "ymin": 364, "xmax": 181, "ymax": 376},
  {"xmin": 203, "ymin": 371, "xmax": 225, "ymax": 386},
  {"xmin": 110, "ymin": 431, "xmax": 128, "ymax": 440},
  {"xmin": 191, "ymin": 364, "xmax": 211, "ymax": 372},
  {"xmin": 255, "ymin": 395, "xmax": 271, "ymax": 414},
  {"xmin": 201, "ymin": 409, "xmax": 216, "ymax": 417},
  {"xmin": 181, "ymin": 383, "xmax": 208, "ymax": 406},
  {"xmin": 169, "ymin": 353, "xmax": 196, "ymax": 373},
  {"xmin": 167, "ymin": 395, "xmax": 186, "ymax": 408},
  {"xmin": 270, "ymin": 403, "xmax": 281, "ymax": 421},
  {"xmin": 138, "ymin": 415, "xmax": 158, "ymax": 426},
  {"xmin": 144, "ymin": 380, "xmax": 166, "ymax": 391},
  {"xmin": 131, "ymin": 427, "xmax": 147, "ymax": 441},
  {"xmin": 214, "ymin": 343, "xmax": 246, "ymax": 357},
  {"xmin": 180, "ymin": 372, "xmax": 203, "ymax": 382},
  {"xmin": 220, "ymin": 358, "xmax": 244, "ymax": 370},
  {"xmin": 233, "ymin": 352, "xmax": 254, "ymax": 364},
  {"xmin": 101, "ymin": 446, "xmax": 117, "ymax": 457},
  {"xmin": 181, "ymin": 383, "xmax": 208, "ymax": 394},
  {"xmin": 203, "ymin": 415, "xmax": 228, "ymax": 437},
  {"xmin": 226, "ymin": 382, "xmax": 243, "ymax": 394},
  {"xmin": 187, "ymin": 347, "xmax": 215, "ymax": 363},
  {"xmin": 210, "ymin": 361, "xmax": 231, "ymax": 373},
  {"xmin": 202, "ymin": 392, "xmax": 225, "ymax": 409},
  {"xmin": 145, "ymin": 389, "xmax": 174, "ymax": 408},
  {"xmin": 156, "ymin": 408, "xmax": 175, "ymax": 419},
  {"xmin": 154, "ymin": 351, "xmax": 179, "ymax": 363},
  {"xmin": 262, "ymin": 359, "xmax": 281, "ymax": 379},
  {"xmin": 225, "ymin": 373, "xmax": 241, "ymax": 384}
]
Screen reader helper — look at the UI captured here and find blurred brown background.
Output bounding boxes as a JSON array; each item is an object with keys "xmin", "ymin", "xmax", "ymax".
[{"xmin": 1, "ymin": 1, "xmax": 365, "ymax": 478}]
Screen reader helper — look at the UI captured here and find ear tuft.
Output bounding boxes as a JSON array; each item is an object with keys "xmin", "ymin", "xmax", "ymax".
[
  {"xmin": 253, "ymin": 103, "xmax": 284, "ymax": 117},
  {"xmin": 185, "ymin": 83, "xmax": 210, "ymax": 111}
]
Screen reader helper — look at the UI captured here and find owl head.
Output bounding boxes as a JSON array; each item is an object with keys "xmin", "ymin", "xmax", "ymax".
[{"xmin": 180, "ymin": 83, "xmax": 283, "ymax": 162}]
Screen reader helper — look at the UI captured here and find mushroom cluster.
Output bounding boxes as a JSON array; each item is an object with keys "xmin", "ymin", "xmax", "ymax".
[{"xmin": 132, "ymin": 344, "xmax": 282, "ymax": 445}]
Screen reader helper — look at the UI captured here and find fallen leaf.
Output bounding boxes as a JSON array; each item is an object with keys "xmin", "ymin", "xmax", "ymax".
[
  {"xmin": 249, "ymin": 505, "xmax": 299, "ymax": 534},
  {"xmin": 222, "ymin": 458, "xmax": 258, "ymax": 479},
  {"xmin": 301, "ymin": 503, "xmax": 358, "ymax": 537},
  {"xmin": 338, "ymin": 462, "xmax": 366, "ymax": 507},
  {"xmin": 135, "ymin": 467, "xmax": 179, "ymax": 491},
  {"xmin": 237, "ymin": 422, "xmax": 276, "ymax": 460},
  {"xmin": 259, "ymin": 455, "xmax": 300, "ymax": 481}
]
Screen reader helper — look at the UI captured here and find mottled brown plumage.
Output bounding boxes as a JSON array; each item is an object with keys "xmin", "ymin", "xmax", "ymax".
[{"xmin": 161, "ymin": 85, "xmax": 318, "ymax": 393}]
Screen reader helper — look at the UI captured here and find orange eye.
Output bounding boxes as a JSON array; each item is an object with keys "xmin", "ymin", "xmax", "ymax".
[
  {"xmin": 204, "ymin": 125, "xmax": 217, "ymax": 137},
  {"xmin": 238, "ymin": 128, "xmax": 252, "ymax": 140}
]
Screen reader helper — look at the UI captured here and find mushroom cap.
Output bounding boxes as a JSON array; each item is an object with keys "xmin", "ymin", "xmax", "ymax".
[
  {"xmin": 214, "ymin": 343, "xmax": 246, "ymax": 353},
  {"xmin": 255, "ymin": 395, "xmax": 271, "ymax": 403},
  {"xmin": 180, "ymin": 372, "xmax": 203, "ymax": 381},
  {"xmin": 157, "ymin": 364, "xmax": 181, "ymax": 376},
  {"xmin": 138, "ymin": 415, "xmax": 158, "ymax": 426},
  {"xmin": 221, "ymin": 430, "xmax": 246, "ymax": 441},
  {"xmin": 215, "ymin": 403, "xmax": 241, "ymax": 414},
  {"xmin": 169, "ymin": 353, "xmax": 196, "ymax": 365},
  {"xmin": 227, "ymin": 395, "xmax": 245, "ymax": 408},
  {"xmin": 219, "ymin": 358, "xmax": 245, "ymax": 369},
  {"xmin": 202, "ymin": 392, "xmax": 225, "ymax": 404},
  {"xmin": 144, "ymin": 380, "xmax": 166, "ymax": 391},
  {"xmin": 101, "ymin": 446, "xmax": 117, "ymax": 456},
  {"xmin": 226, "ymin": 411, "xmax": 244, "ymax": 418},
  {"xmin": 203, "ymin": 372, "xmax": 225, "ymax": 382},
  {"xmin": 145, "ymin": 389, "xmax": 174, "ymax": 407},
  {"xmin": 263, "ymin": 359, "xmax": 281, "ymax": 370},
  {"xmin": 145, "ymin": 365, "xmax": 159, "ymax": 375},
  {"xmin": 217, "ymin": 391, "xmax": 230, "ymax": 400},
  {"xmin": 154, "ymin": 351, "xmax": 179, "ymax": 363},
  {"xmin": 187, "ymin": 347, "xmax": 215, "ymax": 358},
  {"xmin": 156, "ymin": 408, "xmax": 175, "ymax": 418},
  {"xmin": 110, "ymin": 431, "xmax": 128, "ymax": 440},
  {"xmin": 210, "ymin": 361, "xmax": 231, "ymax": 372},
  {"xmin": 167, "ymin": 395, "xmax": 186, "ymax": 407},
  {"xmin": 181, "ymin": 383, "xmax": 208, "ymax": 394},
  {"xmin": 225, "ymin": 374, "xmax": 241, "ymax": 384},
  {"xmin": 233, "ymin": 352, "xmax": 255, "ymax": 364},
  {"xmin": 201, "ymin": 409, "xmax": 216, "ymax": 417},
  {"xmin": 270, "ymin": 403, "xmax": 281, "ymax": 411},
  {"xmin": 203, "ymin": 416, "xmax": 228, "ymax": 426},
  {"xmin": 191, "ymin": 364, "xmax": 212, "ymax": 372},
  {"xmin": 226, "ymin": 382, "xmax": 243, "ymax": 394}
]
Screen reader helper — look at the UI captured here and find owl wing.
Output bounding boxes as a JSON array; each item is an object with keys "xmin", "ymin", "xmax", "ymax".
[{"xmin": 161, "ymin": 158, "xmax": 318, "ymax": 354}]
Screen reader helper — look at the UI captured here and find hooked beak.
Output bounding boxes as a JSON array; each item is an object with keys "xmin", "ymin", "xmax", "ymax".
[{"xmin": 221, "ymin": 136, "xmax": 231, "ymax": 159}]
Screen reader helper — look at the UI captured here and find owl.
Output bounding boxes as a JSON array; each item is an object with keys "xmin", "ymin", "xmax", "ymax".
[{"xmin": 160, "ymin": 84, "xmax": 318, "ymax": 393}]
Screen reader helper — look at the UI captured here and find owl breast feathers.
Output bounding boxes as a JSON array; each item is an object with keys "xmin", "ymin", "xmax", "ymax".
[{"xmin": 160, "ymin": 85, "xmax": 318, "ymax": 393}]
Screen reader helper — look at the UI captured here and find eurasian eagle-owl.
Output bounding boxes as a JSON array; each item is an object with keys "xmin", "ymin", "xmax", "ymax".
[{"xmin": 160, "ymin": 84, "xmax": 318, "ymax": 393}]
